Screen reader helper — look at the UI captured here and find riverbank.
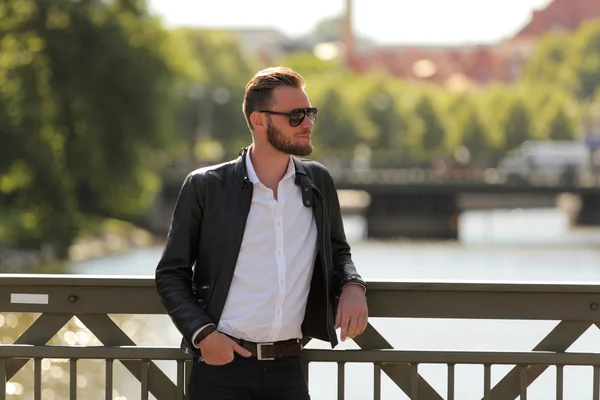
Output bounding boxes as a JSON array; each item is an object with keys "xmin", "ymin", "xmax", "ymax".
[{"xmin": 0, "ymin": 217, "xmax": 161, "ymax": 273}]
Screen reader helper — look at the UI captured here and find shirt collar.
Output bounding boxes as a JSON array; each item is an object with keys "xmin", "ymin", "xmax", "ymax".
[{"xmin": 245, "ymin": 152, "xmax": 295, "ymax": 185}]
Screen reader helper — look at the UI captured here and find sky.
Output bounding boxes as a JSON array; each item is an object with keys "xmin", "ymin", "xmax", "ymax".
[{"xmin": 147, "ymin": 0, "xmax": 554, "ymax": 45}]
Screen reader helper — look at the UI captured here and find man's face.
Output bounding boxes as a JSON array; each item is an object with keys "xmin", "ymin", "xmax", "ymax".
[{"xmin": 264, "ymin": 87, "xmax": 315, "ymax": 157}]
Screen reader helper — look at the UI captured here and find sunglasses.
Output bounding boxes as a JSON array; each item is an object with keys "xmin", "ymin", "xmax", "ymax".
[{"xmin": 259, "ymin": 107, "xmax": 318, "ymax": 127}]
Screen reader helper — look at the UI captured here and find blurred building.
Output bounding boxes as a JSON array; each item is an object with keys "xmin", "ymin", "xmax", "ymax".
[
  {"xmin": 347, "ymin": 44, "xmax": 509, "ymax": 90},
  {"xmin": 216, "ymin": 0, "xmax": 600, "ymax": 90},
  {"xmin": 225, "ymin": 28, "xmax": 311, "ymax": 63},
  {"xmin": 345, "ymin": 0, "xmax": 600, "ymax": 90}
]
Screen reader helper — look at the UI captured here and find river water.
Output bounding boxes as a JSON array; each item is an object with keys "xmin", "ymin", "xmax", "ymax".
[{"xmin": 63, "ymin": 209, "xmax": 600, "ymax": 400}]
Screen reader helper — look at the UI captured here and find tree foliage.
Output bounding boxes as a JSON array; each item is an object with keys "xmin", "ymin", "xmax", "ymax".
[
  {"xmin": 0, "ymin": 0, "xmax": 182, "ymax": 255},
  {"xmin": 3, "ymin": 2, "xmax": 600, "ymax": 256}
]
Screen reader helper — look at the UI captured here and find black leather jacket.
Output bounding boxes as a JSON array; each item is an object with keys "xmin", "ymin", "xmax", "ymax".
[{"xmin": 155, "ymin": 148, "xmax": 366, "ymax": 356}]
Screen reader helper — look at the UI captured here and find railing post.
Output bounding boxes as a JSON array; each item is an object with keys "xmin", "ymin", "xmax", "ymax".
[
  {"xmin": 34, "ymin": 358, "xmax": 41, "ymax": 400},
  {"xmin": 447, "ymin": 363, "xmax": 455, "ymax": 400},
  {"xmin": 70, "ymin": 358, "xmax": 78, "ymax": 400},
  {"xmin": 410, "ymin": 363, "xmax": 419, "ymax": 399},
  {"xmin": 337, "ymin": 362, "xmax": 345, "ymax": 400},
  {"xmin": 105, "ymin": 359, "xmax": 113, "ymax": 400},
  {"xmin": 0, "ymin": 358, "xmax": 6, "ymax": 400},
  {"xmin": 176, "ymin": 360, "xmax": 185, "ymax": 400},
  {"xmin": 483, "ymin": 364, "xmax": 491, "ymax": 400},
  {"xmin": 373, "ymin": 363, "xmax": 381, "ymax": 400},
  {"xmin": 520, "ymin": 365, "xmax": 528, "ymax": 400},
  {"xmin": 556, "ymin": 365, "xmax": 564, "ymax": 400},
  {"xmin": 141, "ymin": 359, "xmax": 149, "ymax": 400},
  {"xmin": 593, "ymin": 365, "xmax": 599, "ymax": 400}
]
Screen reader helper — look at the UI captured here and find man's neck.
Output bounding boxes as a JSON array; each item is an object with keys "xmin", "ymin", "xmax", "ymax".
[{"xmin": 248, "ymin": 144, "xmax": 290, "ymax": 192}]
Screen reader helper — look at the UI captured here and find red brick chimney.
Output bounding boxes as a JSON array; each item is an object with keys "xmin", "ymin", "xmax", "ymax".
[{"xmin": 343, "ymin": 0, "xmax": 355, "ymax": 68}]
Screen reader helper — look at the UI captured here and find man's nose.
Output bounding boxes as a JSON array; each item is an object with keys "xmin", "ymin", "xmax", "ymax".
[{"xmin": 301, "ymin": 114, "xmax": 315, "ymax": 128}]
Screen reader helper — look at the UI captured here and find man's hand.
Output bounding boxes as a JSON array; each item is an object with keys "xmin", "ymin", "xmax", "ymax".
[
  {"xmin": 334, "ymin": 283, "xmax": 369, "ymax": 341},
  {"xmin": 199, "ymin": 331, "xmax": 252, "ymax": 365}
]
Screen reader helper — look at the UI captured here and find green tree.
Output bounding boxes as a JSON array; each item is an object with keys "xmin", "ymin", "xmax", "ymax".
[
  {"xmin": 547, "ymin": 105, "xmax": 579, "ymax": 140},
  {"xmin": 366, "ymin": 87, "xmax": 403, "ymax": 148},
  {"xmin": 172, "ymin": 28, "xmax": 257, "ymax": 160},
  {"xmin": 280, "ymin": 51, "xmax": 342, "ymax": 76},
  {"xmin": 414, "ymin": 95, "xmax": 446, "ymax": 155},
  {"xmin": 359, "ymin": 82, "xmax": 408, "ymax": 166},
  {"xmin": 522, "ymin": 33, "xmax": 576, "ymax": 91},
  {"xmin": 574, "ymin": 21, "xmax": 600, "ymax": 100},
  {"xmin": 501, "ymin": 98, "xmax": 533, "ymax": 151},
  {"xmin": 311, "ymin": 16, "xmax": 343, "ymax": 42},
  {"xmin": 310, "ymin": 85, "xmax": 375, "ymax": 162},
  {"xmin": 523, "ymin": 20, "xmax": 600, "ymax": 101},
  {"xmin": 455, "ymin": 103, "xmax": 491, "ymax": 165},
  {"xmin": 0, "ymin": 0, "xmax": 183, "ymax": 256}
]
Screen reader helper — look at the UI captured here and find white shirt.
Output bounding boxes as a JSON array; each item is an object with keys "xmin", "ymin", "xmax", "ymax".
[{"xmin": 216, "ymin": 154, "xmax": 318, "ymax": 342}]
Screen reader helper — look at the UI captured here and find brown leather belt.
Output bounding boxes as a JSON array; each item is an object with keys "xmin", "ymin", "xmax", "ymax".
[{"xmin": 229, "ymin": 337, "xmax": 303, "ymax": 360}]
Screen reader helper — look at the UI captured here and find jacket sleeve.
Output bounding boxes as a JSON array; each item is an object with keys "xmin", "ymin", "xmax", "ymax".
[
  {"xmin": 325, "ymin": 172, "xmax": 368, "ymax": 297},
  {"xmin": 155, "ymin": 172, "xmax": 215, "ymax": 342}
]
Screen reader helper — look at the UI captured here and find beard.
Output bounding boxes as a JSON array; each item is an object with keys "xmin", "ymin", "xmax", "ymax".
[{"xmin": 266, "ymin": 118, "xmax": 313, "ymax": 157}]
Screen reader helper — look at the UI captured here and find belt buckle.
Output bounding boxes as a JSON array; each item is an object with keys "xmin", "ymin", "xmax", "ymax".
[{"xmin": 257, "ymin": 342, "xmax": 275, "ymax": 361}]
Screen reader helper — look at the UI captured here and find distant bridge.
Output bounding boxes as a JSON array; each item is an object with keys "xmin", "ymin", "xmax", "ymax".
[
  {"xmin": 332, "ymin": 168, "xmax": 600, "ymax": 239},
  {"xmin": 151, "ymin": 167, "xmax": 600, "ymax": 240}
]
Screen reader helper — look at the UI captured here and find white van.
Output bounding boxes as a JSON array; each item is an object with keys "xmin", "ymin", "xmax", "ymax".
[{"xmin": 498, "ymin": 141, "xmax": 592, "ymax": 185}]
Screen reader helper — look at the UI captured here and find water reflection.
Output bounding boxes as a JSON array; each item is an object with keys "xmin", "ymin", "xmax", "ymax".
[{"xmin": 2, "ymin": 312, "xmax": 170, "ymax": 400}]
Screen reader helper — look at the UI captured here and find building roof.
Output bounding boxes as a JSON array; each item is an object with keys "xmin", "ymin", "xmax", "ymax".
[
  {"xmin": 514, "ymin": 0, "xmax": 600, "ymax": 39},
  {"xmin": 347, "ymin": 0, "xmax": 600, "ymax": 86},
  {"xmin": 349, "ymin": 45, "xmax": 509, "ymax": 87}
]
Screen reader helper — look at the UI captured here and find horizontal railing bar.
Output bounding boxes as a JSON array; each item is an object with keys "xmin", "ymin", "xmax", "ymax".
[
  {"xmin": 4, "ymin": 275, "xmax": 600, "ymax": 322},
  {"xmin": 0, "ymin": 345, "xmax": 190, "ymax": 360},
  {"xmin": 2, "ymin": 274, "xmax": 600, "ymax": 293},
  {"xmin": 302, "ymin": 349, "xmax": 600, "ymax": 365},
  {"xmin": 0, "ymin": 274, "xmax": 154, "ymax": 287},
  {"xmin": 4, "ymin": 346, "xmax": 600, "ymax": 366}
]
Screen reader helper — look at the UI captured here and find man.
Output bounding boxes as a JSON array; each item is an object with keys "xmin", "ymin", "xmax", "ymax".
[{"xmin": 155, "ymin": 66, "xmax": 368, "ymax": 400}]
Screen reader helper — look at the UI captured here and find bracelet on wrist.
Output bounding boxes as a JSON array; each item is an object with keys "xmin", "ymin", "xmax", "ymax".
[{"xmin": 193, "ymin": 324, "xmax": 216, "ymax": 347}]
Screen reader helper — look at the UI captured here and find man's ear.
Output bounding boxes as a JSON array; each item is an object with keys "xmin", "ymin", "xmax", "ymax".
[{"xmin": 250, "ymin": 111, "xmax": 265, "ymax": 130}]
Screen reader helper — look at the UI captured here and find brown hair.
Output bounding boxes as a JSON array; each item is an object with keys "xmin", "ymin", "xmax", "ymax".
[{"xmin": 243, "ymin": 66, "xmax": 305, "ymax": 130}]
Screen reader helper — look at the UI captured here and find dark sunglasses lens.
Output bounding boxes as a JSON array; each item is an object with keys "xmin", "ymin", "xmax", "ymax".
[
  {"xmin": 289, "ymin": 111, "xmax": 304, "ymax": 127},
  {"xmin": 307, "ymin": 108, "xmax": 318, "ymax": 121}
]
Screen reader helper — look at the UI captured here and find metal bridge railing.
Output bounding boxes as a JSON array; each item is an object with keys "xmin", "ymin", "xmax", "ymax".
[{"xmin": 3, "ymin": 274, "xmax": 600, "ymax": 399}]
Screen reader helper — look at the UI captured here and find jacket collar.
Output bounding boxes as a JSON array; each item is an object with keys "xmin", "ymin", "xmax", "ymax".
[
  {"xmin": 235, "ymin": 146, "xmax": 314, "ymax": 188},
  {"xmin": 235, "ymin": 147, "xmax": 250, "ymax": 187},
  {"xmin": 292, "ymin": 156, "xmax": 308, "ymax": 177}
]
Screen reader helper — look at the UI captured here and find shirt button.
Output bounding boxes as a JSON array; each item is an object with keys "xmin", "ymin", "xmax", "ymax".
[
  {"xmin": 276, "ymin": 220, "xmax": 281, "ymax": 226},
  {"xmin": 277, "ymin": 310, "xmax": 281, "ymax": 315},
  {"xmin": 280, "ymin": 280, "xmax": 284, "ymax": 284}
]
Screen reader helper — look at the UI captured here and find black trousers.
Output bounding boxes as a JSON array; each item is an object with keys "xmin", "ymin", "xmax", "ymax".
[{"xmin": 187, "ymin": 353, "xmax": 310, "ymax": 400}]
